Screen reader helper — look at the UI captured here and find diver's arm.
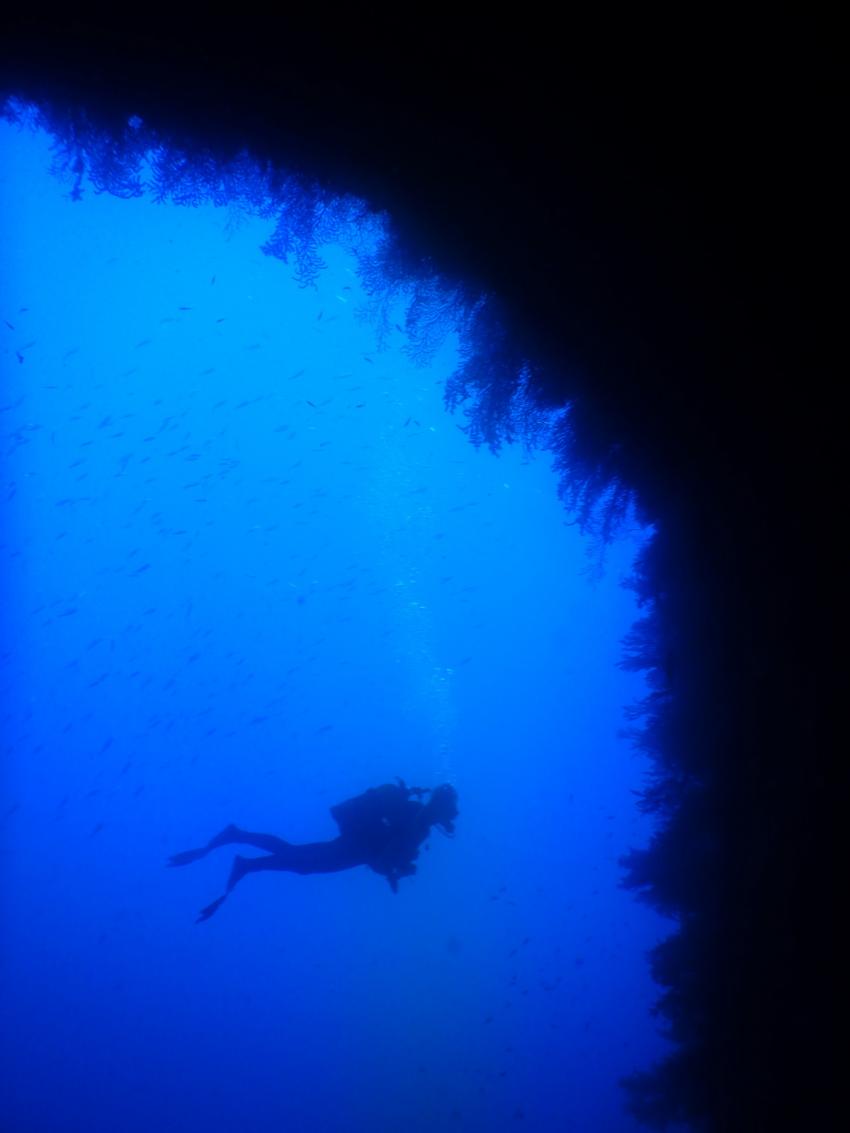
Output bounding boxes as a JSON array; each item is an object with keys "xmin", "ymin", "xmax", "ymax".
[
  {"xmin": 395, "ymin": 777, "xmax": 429, "ymax": 800},
  {"xmin": 384, "ymin": 861, "xmax": 417, "ymax": 893}
]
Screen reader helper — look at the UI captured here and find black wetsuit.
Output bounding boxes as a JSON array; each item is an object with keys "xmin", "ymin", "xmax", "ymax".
[{"xmin": 169, "ymin": 781, "xmax": 437, "ymax": 921}]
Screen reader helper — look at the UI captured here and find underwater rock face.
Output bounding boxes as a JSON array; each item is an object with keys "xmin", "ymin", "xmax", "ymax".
[{"xmin": 1, "ymin": 24, "xmax": 838, "ymax": 1131}]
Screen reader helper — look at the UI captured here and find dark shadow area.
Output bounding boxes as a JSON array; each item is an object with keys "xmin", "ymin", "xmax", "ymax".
[{"xmin": 1, "ymin": 18, "xmax": 838, "ymax": 1131}]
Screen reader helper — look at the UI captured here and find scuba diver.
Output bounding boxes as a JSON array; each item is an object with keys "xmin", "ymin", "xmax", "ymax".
[{"xmin": 168, "ymin": 779, "xmax": 459, "ymax": 923}]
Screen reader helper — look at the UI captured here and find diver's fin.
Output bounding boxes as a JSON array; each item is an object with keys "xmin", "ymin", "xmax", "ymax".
[
  {"xmin": 196, "ymin": 895, "xmax": 227, "ymax": 923},
  {"xmin": 167, "ymin": 847, "xmax": 208, "ymax": 867}
]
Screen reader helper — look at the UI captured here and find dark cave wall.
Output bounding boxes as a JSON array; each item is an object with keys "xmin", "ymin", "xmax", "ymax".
[{"xmin": 1, "ymin": 19, "xmax": 837, "ymax": 1131}]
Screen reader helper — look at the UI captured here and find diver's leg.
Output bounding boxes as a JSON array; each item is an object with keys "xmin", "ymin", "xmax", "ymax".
[
  {"xmin": 284, "ymin": 839, "xmax": 365, "ymax": 874},
  {"xmin": 168, "ymin": 825, "xmax": 288, "ymax": 867},
  {"xmin": 167, "ymin": 824, "xmax": 240, "ymax": 867},
  {"xmin": 221, "ymin": 828, "xmax": 290, "ymax": 854},
  {"xmin": 194, "ymin": 854, "xmax": 284, "ymax": 923},
  {"xmin": 225, "ymin": 852, "xmax": 281, "ymax": 892},
  {"xmin": 195, "ymin": 840, "xmax": 367, "ymax": 923},
  {"xmin": 226, "ymin": 839, "xmax": 365, "ymax": 889}
]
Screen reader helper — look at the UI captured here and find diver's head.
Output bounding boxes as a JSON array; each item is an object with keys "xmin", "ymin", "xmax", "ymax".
[{"xmin": 425, "ymin": 783, "xmax": 459, "ymax": 836}]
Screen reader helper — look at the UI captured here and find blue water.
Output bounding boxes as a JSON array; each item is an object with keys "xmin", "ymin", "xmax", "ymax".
[{"xmin": 1, "ymin": 115, "xmax": 674, "ymax": 1131}]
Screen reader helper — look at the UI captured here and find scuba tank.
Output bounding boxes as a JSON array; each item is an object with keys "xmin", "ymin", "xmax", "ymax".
[{"xmin": 330, "ymin": 779, "xmax": 426, "ymax": 837}]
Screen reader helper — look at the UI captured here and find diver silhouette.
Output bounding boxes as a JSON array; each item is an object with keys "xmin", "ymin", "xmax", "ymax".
[{"xmin": 168, "ymin": 779, "xmax": 459, "ymax": 922}]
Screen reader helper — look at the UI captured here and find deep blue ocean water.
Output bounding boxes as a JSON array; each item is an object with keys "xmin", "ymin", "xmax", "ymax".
[{"xmin": 1, "ymin": 114, "xmax": 677, "ymax": 1132}]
